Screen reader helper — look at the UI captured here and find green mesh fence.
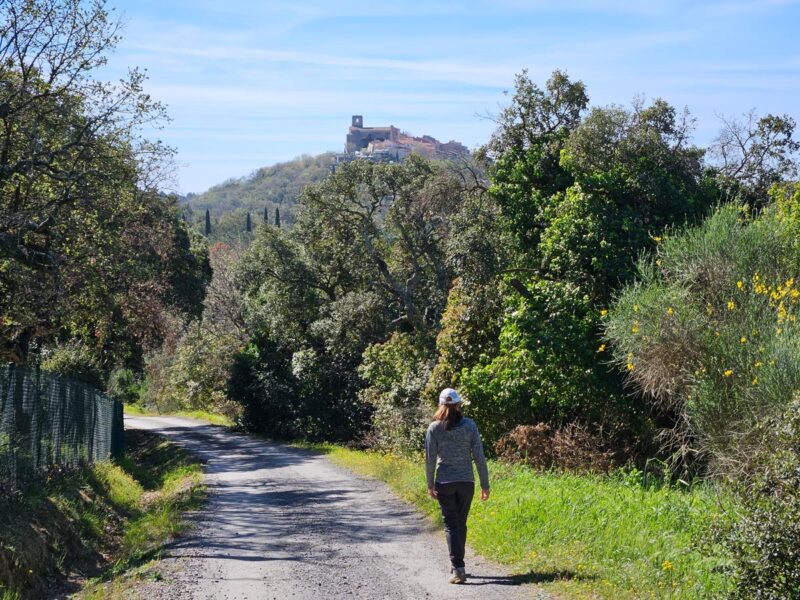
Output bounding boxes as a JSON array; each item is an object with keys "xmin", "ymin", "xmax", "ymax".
[{"xmin": 0, "ymin": 365, "xmax": 124, "ymax": 494}]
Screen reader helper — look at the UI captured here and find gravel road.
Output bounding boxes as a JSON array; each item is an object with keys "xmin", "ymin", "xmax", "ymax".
[{"xmin": 124, "ymin": 416, "xmax": 545, "ymax": 600}]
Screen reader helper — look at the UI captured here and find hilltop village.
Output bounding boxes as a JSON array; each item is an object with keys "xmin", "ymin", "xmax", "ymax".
[{"xmin": 337, "ymin": 115, "xmax": 469, "ymax": 164}]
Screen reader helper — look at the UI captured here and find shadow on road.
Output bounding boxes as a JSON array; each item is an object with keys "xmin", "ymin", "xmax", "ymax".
[
  {"xmin": 129, "ymin": 420, "xmax": 426, "ymax": 562},
  {"xmin": 124, "ymin": 416, "xmax": 538, "ymax": 599},
  {"xmin": 468, "ymin": 569, "xmax": 594, "ymax": 586}
]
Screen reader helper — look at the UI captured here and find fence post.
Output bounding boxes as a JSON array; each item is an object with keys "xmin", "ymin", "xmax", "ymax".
[{"xmin": 111, "ymin": 401, "xmax": 125, "ymax": 460}]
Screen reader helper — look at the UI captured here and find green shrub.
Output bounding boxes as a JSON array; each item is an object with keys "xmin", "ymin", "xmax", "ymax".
[
  {"xmin": 605, "ymin": 204, "xmax": 800, "ymax": 474},
  {"xmin": 228, "ymin": 337, "xmax": 301, "ymax": 439},
  {"xmin": 425, "ymin": 279, "xmax": 503, "ymax": 402},
  {"xmin": 718, "ymin": 397, "xmax": 800, "ymax": 599},
  {"xmin": 460, "ymin": 278, "xmax": 644, "ymax": 447},
  {"xmin": 358, "ymin": 332, "xmax": 435, "ymax": 453},
  {"xmin": 106, "ymin": 368, "xmax": 141, "ymax": 404},
  {"xmin": 162, "ymin": 323, "xmax": 242, "ymax": 416},
  {"xmin": 40, "ymin": 339, "xmax": 105, "ymax": 389}
]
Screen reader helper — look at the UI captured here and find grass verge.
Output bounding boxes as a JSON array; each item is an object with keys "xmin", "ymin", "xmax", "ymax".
[
  {"xmin": 317, "ymin": 446, "xmax": 733, "ymax": 599},
  {"xmin": 0, "ymin": 430, "xmax": 203, "ymax": 599},
  {"xmin": 123, "ymin": 404, "xmax": 233, "ymax": 427}
]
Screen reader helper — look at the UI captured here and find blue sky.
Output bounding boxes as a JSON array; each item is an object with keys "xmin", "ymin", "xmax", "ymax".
[{"xmin": 103, "ymin": 0, "xmax": 800, "ymax": 194}]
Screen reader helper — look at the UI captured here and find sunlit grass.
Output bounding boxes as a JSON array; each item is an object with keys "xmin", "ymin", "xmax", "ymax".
[
  {"xmin": 324, "ymin": 447, "xmax": 733, "ymax": 599},
  {"xmin": 123, "ymin": 404, "xmax": 234, "ymax": 427},
  {"xmin": 1, "ymin": 431, "xmax": 204, "ymax": 599}
]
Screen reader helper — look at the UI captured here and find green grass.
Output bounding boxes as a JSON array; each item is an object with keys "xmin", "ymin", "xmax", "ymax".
[
  {"xmin": 0, "ymin": 430, "xmax": 204, "ymax": 599},
  {"xmin": 123, "ymin": 404, "xmax": 234, "ymax": 427},
  {"xmin": 319, "ymin": 447, "xmax": 733, "ymax": 599}
]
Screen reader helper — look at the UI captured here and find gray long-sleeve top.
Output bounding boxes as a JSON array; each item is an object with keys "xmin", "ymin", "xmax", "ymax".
[{"xmin": 425, "ymin": 417, "xmax": 490, "ymax": 490}]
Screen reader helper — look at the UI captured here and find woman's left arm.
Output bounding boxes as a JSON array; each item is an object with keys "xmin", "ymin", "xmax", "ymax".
[{"xmin": 470, "ymin": 422, "xmax": 490, "ymax": 495}]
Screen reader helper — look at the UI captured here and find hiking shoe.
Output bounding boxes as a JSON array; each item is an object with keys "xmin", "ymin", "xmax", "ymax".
[{"xmin": 448, "ymin": 567, "xmax": 467, "ymax": 584}]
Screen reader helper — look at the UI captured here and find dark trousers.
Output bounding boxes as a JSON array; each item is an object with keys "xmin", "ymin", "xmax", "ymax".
[{"xmin": 435, "ymin": 481, "xmax": 475, "ymax": 569}]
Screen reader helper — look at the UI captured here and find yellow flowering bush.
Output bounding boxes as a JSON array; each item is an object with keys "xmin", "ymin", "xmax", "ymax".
[{"xmin": 604, "ymin": 204, "xmax": 800, "ymax": 476}]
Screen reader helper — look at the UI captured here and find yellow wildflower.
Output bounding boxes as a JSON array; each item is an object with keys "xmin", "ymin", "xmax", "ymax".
[
  {"xmin": 778, "ymin": 302, "xmax": 787, "ymax": 323},
  {"xmin": 737, "ymin": 280, "xmax": 744, "ymax": 290},
  {"xmin": 597, "ymin": 344, "xmax": 606, "ymax": 353},
  {"xmin": 667, "ymin": 307, "xmax": 674, "ymax": 316},
  {"xmin": 627, "ymin": 362, "xmax": 635, "ymax": 372},
  {"xmin": 652, "ymin": 236, "xmax": 662, "ymax": 242},
  {"xmin": 755, "ymin": 361, "xmax": 763, "ymax": 368},
  {"xmin": 661, "ymin": 560, "xmax": 674, "ymax": 571},
  {"xmin": 727, "ymin": 300, "xmax": 736, "ymax": 311},
  {"xmin": 656, "ymin": 259, "xmax": 662, "ymax": 266},
  {"xmin": 600, "ymin": 309, "xmax": 608, "ymax": 316},
  {"xmin": 632, "ymin": 321, "xmax": 640, "ymax": 334},
  {"xmin": 633, "ymin": 304, "xmax": 639, "ymax": 312},
  {"xmin": 724, "ymin": 369, "xmax": 734, "ymax": 377},
  {"xmin": 740, "ymin": 336, "xmax": 747, "ymax": 344},
  {"xmin": 752, "ymin": 377, "xmax": 759, "ymax": 385}
]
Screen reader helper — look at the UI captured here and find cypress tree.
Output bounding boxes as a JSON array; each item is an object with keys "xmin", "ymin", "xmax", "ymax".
[
  {"xmin": 205, "ymin": 209, "xmax": 211, "ymax": 235},
  {"xmin": 264, "ymin": 206, "xmax": 269, "ymax": 222},
  {"xmin": 274, "ymin": 207, "xmax": 281, "ymax": 228},
  {"xmin": 246, "ymin": 212, "xmax": 252, "ymax": 232}
]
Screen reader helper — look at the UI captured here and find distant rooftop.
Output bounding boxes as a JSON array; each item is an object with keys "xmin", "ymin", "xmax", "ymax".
[{"xmin": 343, "ymin": 115, "xmax": 468, "ymax": 161}]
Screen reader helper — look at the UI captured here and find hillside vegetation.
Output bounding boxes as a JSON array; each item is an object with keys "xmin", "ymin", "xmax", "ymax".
[{"xmin": 183, "ymin": 153, "xmax": 335, "ymax": 243}]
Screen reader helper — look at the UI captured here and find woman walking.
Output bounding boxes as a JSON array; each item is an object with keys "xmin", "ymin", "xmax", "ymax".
[{"xmin": 425, "ymin": 388, "xmax": 490, "ymax": 584}]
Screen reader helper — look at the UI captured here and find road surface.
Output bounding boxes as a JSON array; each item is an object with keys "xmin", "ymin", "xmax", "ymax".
[{"xmin": 124, "ymin": 416, "xmax": 545, "ymax": 600}]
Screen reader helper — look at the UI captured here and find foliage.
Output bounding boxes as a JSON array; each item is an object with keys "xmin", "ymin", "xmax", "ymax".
[
  {"xmin": 605, "ymin": 205, "xmax": 800, "ymax": 475},
  {"xmin": 160, "ymin": 323, "xmax": 243, "ymax": 418},
  {"xmin": 228, "ymin": 336, "xmax": 303, "ymax": 439},
  {"xmin": 39, "ymin": 339, "xmax": 105, "ymax": 389},
  {"xmin": 231, "ymin": 157, "xmax": 471, "ymax": 442},
  {"xmin": 485, "ymin": 69, "xmax": 587, "ymax": 251},
  {"xmin": 718, "ymin": 397, "xmax": 800, "ymax": 599},
  {"xmin": 184, "ymin": 153, "xmax": 335, "ymax": 242},
  {"xmin": 709, "ymin": 111, "xmax": 799, "ymax": 206},
  {"xmin": 425, "ymin": 279, "xmax": 504, "ymax": 402},
  {"xmin": 0, "ymin": 0, "xmax": 209, "ymax": 370},
  {"xmin": 462, "ymin": 72, "xmax": 718, "ymax": 449},
  {"xmin": 136, "ymin": 242, "xmax": 244, "ymax": 416},
  {"xmin": 358, "ymin": 332, "xmax": 435, "ymax": 453},
  {"xmin": 106, "ymin": 368, "xmax": 141, "ymax": 405},
  {"xmin": 460, "ymin": 279, "xmax": 644, "ymax": 445},
  {"xmin": 494, "ymin": 422, "xmax": 618, "ymax": 473}
]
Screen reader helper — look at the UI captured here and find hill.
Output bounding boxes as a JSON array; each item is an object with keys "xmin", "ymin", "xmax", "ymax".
[{"xmin": 182, "ymin": 153, "xmax": 334, "ymax": 243}]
